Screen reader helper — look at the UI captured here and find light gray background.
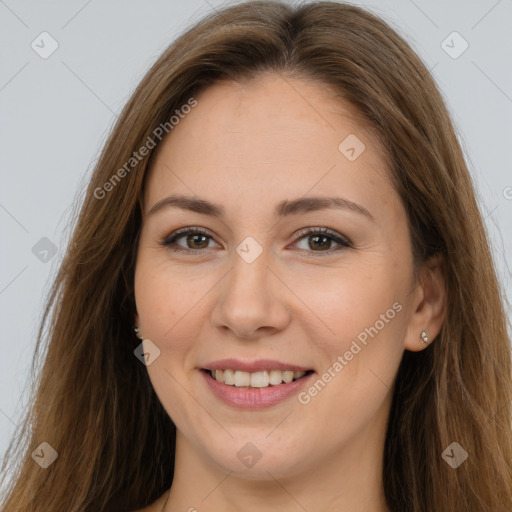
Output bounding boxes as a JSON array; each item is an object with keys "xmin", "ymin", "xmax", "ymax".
[{"xmin": 1, "ymin": 0, "xmax": 511, "ymax": 476}]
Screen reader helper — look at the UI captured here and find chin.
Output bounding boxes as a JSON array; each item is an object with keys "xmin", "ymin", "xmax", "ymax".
[{"xmin": 202, "ymin": 435, "xmax": 314, "ymax": 480}]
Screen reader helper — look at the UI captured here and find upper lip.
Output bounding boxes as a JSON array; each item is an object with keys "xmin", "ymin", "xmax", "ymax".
[{"xmin": 202, "ymin": 358, "xmax": 313, "ymax": 373}]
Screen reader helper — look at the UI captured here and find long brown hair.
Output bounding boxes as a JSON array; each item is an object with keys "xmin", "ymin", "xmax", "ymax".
[{"xmin": 1, "ymin": 1, "xmax": 511, "ymax": 510}]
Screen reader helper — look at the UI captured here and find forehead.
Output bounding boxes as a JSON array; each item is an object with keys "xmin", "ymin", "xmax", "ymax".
[{"xmin": 143, "ymin": 73, "xmax": 399, "ymax": 225}]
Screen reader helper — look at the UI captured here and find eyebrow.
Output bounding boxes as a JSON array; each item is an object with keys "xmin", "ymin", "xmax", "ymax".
[{"xmin": 147, "ymin": 194, "xmax": 375, "ymax": 222}]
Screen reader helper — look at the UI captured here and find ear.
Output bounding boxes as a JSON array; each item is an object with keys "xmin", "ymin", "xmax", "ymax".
[{"xmin": 404, "ymin": 253, "xmax": 447, "ymax": 352}]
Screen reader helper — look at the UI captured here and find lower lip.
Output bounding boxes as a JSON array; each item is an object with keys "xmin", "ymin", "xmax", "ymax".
[{"xmin": 201, "ymin": 370, "xmax": 314, "ymax": 409}]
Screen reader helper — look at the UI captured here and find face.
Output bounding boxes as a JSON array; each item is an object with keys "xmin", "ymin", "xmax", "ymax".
[{"xmin": 134, "ymin": 73, "xmax": 423, "ymax": 480}]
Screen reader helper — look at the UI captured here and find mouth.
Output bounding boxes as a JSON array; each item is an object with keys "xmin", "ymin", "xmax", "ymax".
[
  {"xmin": 202, "ymin": 368, "xmax": 315, "ymax": 388},
  {"xmin": 199, "ymin": 358, "xmax": 316, "ymax": 409}
]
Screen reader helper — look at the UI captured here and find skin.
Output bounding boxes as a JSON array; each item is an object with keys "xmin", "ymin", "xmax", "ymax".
[{"xmin": 133, "ymin": 72, "xmax": 447, "ymax": 512}]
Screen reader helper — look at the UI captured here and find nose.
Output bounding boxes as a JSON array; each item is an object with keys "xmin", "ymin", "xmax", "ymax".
[{"xmin": 210, "ymin": 248, "xmax": 291, "ymax": 340}]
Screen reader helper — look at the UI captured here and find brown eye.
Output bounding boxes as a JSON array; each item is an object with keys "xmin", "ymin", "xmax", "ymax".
[
  {"xmin": 162, "ymin": 227, "xmax": 220, "ymax": 253},
  {"xmin": 161, "ymin": 226, "xmax": 351, "ymax": 256},
  {"xmin": 293, "ymin": 227, "xmax": 352, "ymax": 255},
  {"xmin": 307, "ymin": 234, "xmax": 333, "ymax": 251},
  {"xmin": 185, "ymin": 233, "xmax": 210, "ymax": 249}
]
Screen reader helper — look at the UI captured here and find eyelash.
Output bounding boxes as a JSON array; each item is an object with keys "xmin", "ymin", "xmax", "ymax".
[{"xmin": 160, "ymin": 226, "xmax": 353, "ymax": 257}]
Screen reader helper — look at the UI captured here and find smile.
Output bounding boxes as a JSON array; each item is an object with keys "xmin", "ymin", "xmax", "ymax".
[
  {"xmin": 200, "ymin": 367, "xmax": 315, "ymax": 409},
  {"xmin": 206, "ymin": 368, "xmax": 313, "ymax": 388}
]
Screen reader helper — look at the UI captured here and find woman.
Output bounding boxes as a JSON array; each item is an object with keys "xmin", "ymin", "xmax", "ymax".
[{"xmin": 1, "ymin": 1, "xmax": 511, "ymax": 511}]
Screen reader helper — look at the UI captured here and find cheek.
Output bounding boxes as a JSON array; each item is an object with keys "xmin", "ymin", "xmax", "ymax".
[
  {"xmin": 134, "ymin": 261, "xmax": 210, "ymax": 426},
  {"xmin": 294, "ymin": 270, "xmax": 405, "ymax": 448},
  {"xmin": 134, "ymin": 258, "xmax": 212, "ymax": 343},
  {"xmin": 288, "ymin": 257, "xmax": 406, "ymax": 347},
  {"xmin": 290, "ymin": 256, "xmax": 407, "ymax": 409}
]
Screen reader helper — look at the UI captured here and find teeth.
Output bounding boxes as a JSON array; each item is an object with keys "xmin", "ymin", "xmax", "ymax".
[
  {"xmin": 223, "ymin": 369, "xmax": 234, "ymax": 385},
  {"xmin": 251, "ymin": 371, "xmax": 269, "ymax": 388},
  {"xmin": 210, "ymin": 369, "xmax": 309, "ymax": 387},
  {"xmin": 234, "ymin": 370, "xmax": 250, "ymax": 387},
  {"xmin": 282, "ymin": 370, "xmax": 294, "ymax": 383},
  {"xmin": 269, "ymin": 370, "xmax": 283, "ymax": 385}
]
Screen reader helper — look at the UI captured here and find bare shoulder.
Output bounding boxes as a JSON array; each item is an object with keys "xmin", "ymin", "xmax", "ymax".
[{"xmin": 130, "ymin": 489, "xmax": 169, "ymax": 512}]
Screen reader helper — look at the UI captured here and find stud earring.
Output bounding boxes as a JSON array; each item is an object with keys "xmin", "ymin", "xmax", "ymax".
[
  {"xmin": 421, "ymin": 330, "xmax": 429, "ymax": 344},
  {"xmin": 134, "ymin": 326, "xmax": 143, "ymax": 340}
]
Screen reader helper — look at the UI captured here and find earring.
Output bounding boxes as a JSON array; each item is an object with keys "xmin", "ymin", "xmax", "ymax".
[
  {"xmin": 421, "ymin": 330, "xmax": 429, "ymax": 344},
  {"xmin": 134, "ymin": 326, "xmax": 143, "ymax": 340}
]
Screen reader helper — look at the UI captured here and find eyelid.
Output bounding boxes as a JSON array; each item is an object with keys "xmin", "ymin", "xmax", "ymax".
[
  {"xmin": 291, "ymin": 226, "xmax": 353, "ymax": 247},
  {"xmin": 162, "ymin": 226, "xmax": 220, "ymax": 252}
]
